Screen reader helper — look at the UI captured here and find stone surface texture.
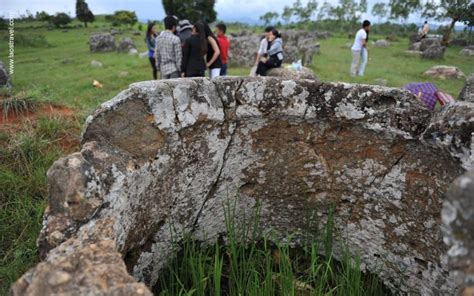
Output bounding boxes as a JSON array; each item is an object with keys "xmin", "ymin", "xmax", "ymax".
[
  {"xmin": 442, "ymin": 169, "xmax": 474, "ymax": 295},
  {"xmin": 117, "ymin": 37, "xmax": 136, "ymax": 53},
  {"xmin": 0, "ymin": 60, "xmax": 11, "ymax": 88},
  {"xmin": 459, "ymin": 74, "xmax": 474, "ymax": 102},
  {"xmin": 90, "ymin": 33, "xmax": 116, "ymax": 53},
  {"xmin": 12, "ymin": 77, "xmax": 474, "ymax": 295},
  {"xmin": 266, "ymin": 66, "xmax": 318, "ymax": 80},
  {"xmin": 424, "ymin": 65, "xmax": 466, "ymax": 79}
]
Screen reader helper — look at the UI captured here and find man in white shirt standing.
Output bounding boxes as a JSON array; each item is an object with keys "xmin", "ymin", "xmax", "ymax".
[{"xmin": 350, "ymin": 20, "xmax": 371, "ymax": 77}]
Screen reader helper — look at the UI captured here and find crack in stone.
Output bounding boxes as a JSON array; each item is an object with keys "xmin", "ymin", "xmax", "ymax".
[
  {"xmin": 163, "ymin": 82, "xmax": 187, "ymax": 155},
  {"xmin": 189, "ymin": 81, "xmax": 240, "ymax": 233},
  {"xmin": 368, "ymin": 149, "xmax": 407, "ymax": 187}
]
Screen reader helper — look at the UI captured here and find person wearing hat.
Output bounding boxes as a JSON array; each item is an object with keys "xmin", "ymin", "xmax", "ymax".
[{"xmin": 177, "ymin": 19, "xmax": 193, "ymax": 46}]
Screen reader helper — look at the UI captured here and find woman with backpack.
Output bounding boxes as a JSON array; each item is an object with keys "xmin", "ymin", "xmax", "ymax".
[
  {"xmin": 256, "ymin": 29, "xmax": 284, "ymax": 76},
  {"xmin": 145, "ymin": 22, "xmax": 159, "ymax": 79},
  {"xmin": 181, "ymin": 22, "xmax": 208, "ymax": 78}
]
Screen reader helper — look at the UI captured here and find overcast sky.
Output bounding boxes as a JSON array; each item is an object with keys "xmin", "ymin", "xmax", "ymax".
[{"xmin": 3, "ymin": 0, "xmax": 428, "ymax": 24}]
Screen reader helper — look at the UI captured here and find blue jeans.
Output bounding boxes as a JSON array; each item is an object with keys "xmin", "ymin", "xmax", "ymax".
[{"xmin": 220, "ymin": 64, "xmax": 228, "ymax": 76}]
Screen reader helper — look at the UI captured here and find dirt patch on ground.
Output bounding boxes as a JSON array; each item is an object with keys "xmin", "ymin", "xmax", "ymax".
[{"xmin": 0, "ymin": 103, "xmax": 74, "ymax": 125}]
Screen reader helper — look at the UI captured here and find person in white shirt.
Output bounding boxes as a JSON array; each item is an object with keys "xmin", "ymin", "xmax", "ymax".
[
  {"xmin": 350, "ymin": 20, "xmax": 371, "ymax": 77},
  {"xmin": 421, "ymin": 21, "xmax": 429, "ymax": 39},
  {"xmin": 255, "ymin": 26, "xmax": 274, "ymax": 66}
]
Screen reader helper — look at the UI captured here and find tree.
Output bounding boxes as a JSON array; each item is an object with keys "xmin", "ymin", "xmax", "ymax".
[
  {"xmin": 35, "ymin": 11, "xmax": 51, "ymax": 23},
  {"xmin": 422, "ymin": 0, "xmax": 473, "ymax": 45},
  {"xmin": 292, "ymin": 0, "xmax": 319, "ymax": 24},
  {"xmin": 162, "ymin": 0, "xmax": 217, "ymax": 23},
  {"xmin": 372, "ymin": 3, "xmax": 388, "ymax": 22},
  {"xmin": 110, "ymin": 10, "xmax": 138, "ymax": 27},
  {"xmin": 76, "ymin": 0, "xmax": 95, "ymax": 28},
  {"xmin": 281, "ymin": 6, "xmax": 294, "ymax": 24},
  {"xmin": 389, "ymin": 0, "xmax": 420, "ymax": 21},
  {"xmin": 50, "ymin": 13, "xmax": 72, "ymax": 28},
  {"xmin": 260, "ymin": 12, "xmax": 280, "ymax": 25},
  {"xmin": 317, "ymin": 2, "xmax": 333, "ymax": 20}
]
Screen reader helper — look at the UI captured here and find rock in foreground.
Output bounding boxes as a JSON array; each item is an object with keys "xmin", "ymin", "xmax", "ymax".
[{"xmin": 12, "ymin": 77, "xmax": 474, "ymax": 295}]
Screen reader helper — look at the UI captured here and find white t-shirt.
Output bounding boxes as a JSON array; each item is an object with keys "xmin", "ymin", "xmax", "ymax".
[
  {"xmin": 351, "ymin": 29, "xmax": 367, "ymax": 51},
  {"xmin": 258, "ymin": 38, "xmax": 268, "ymax": 55}
]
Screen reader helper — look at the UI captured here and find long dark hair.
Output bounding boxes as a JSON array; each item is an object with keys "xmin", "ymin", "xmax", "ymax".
[
  {"xmin": 199, "ymin": 21, "xmax": 217, "ymax": 40},
  {"xmin": 146, "ymin": 22, "xmax": 156, "ymax": 40},
  {"xmin": 193, "ymin": 22, "xmax": 208, "ymax": 55},
  {"xmin": 270, "ymin": 28, "xmax": 281, "ymax": 38}
]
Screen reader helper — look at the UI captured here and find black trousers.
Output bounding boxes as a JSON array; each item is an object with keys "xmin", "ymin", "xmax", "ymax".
[
  {"xmin": 149, "ymin": 57, "xmax": 158, "ymax": 80},
  {"xmin": 186, "ymin": 71, "xmax": 205, "ymax": 77},
  {"xmin": 256, "ymin": 58, "xmax": 282, "ymax": 76}
]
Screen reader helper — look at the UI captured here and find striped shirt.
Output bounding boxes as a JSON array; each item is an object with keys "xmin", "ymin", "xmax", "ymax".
[{"xmin": 155, "ymin": 31, "xmax": 182, "ymax": 75}]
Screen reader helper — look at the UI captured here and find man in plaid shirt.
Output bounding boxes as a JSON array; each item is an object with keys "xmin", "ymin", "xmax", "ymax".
[{"xmin": 155, "ymin": 16, "xmax": 182, "ymax": 79}]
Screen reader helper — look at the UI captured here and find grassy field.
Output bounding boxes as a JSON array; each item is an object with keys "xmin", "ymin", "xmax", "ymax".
[{"xmin": 0, "ymin": 17, "xmax": 472, "ymax": 295}]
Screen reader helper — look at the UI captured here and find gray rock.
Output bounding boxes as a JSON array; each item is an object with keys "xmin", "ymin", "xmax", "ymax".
[
  {"xmin": 421, "ymin": 45, "xmax": 445, "ymax": 59},
  {"xmin": 117, "ymin": 37, "xmax": 136, "ymax": 53},
  {"xmin": 420, "ymin": 37, "xmax": 441, "ymax": 51},
  {"xmin": 422, "ymin": 101, "xmax": 474, "ymax": 169},
  {"xmin": 460, "ymin": 48, "xmax": 474, "ymax": 56},
  {"xmin": 12, "ymin": 77, "xmax": 473, "ymax": 295},
  {"xmin": 458, "ymin": 74, "xmax": 474, "ymax": 102},
  {"xmin": 424, "ymin": 65, "xmax": 465, "ymax": 79},
  {"xmin": 374, "ymin": 39, "xmax": 390, "ymax": 48},
  {"xmin": 0, "ymin": 60, "xmax": 11, "ymax": 88},
  {"xmin": 89, "ymin": 33, "xmax": 116, "ymax": 53},
  {"xmin": 442, "ymin": 168, "xmax": 474, "ymax": 294},
  {"xmin": 90, "ymin": 60, "xmax": 103, "ymax": 67},
  {"xmin": 409, "ymin": 42, "xmax": 421, "ymax": 51},
  {"xmin": 139, "ymin": 51, "xmax": 148, "ymax": 59},
  {"xmin": 128, "ymin": 48, "xmax": 138, "ymax": 55},
  {"xmin": 266, "ymin": 66, "xmax": 318, "ymax": 80}
]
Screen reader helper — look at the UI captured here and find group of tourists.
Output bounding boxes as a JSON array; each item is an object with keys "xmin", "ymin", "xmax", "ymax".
[
  {"xmin": 146, "ymin": 16, "xmax": 375, "ymax": 80},
  {"xmin": 145, "ymin": 16, "xmax": 286, "ymax": 80},
  {"xmin": 145, "ymin": 16, "xmax": 229, "ymax": 80},
  {"xmin": 145, "ymin": 16, "xmax": 226, "ymax": 79}
]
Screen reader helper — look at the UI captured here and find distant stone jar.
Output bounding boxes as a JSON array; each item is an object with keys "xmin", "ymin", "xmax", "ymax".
[{"xmin": 89, "ymin": 33, "xmax": 116, "ymax": 53}]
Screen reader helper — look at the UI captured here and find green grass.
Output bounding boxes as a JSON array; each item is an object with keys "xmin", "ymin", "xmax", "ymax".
[
  {"xmin": 155, "ymin": 204, "xmax": 389, "ymax": 296},
  {"xmin": 0, "ymin": 111, "xmax": 80, "ymax": 295},
  {"xmin": 313, "ymin": 33, "xmax": 472, "ymax": 97}
]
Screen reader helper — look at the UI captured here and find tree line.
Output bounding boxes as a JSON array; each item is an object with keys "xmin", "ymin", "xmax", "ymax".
[{"xmin": 260, "ymin": 0, "xmax": 473, "ymax": 44}]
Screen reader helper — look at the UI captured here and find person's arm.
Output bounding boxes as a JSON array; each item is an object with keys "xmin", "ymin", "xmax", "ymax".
[
  {"xmin": 175, "ymin": 39, "xmax": 183, "ymax": 73},
  {"xmin": 181, "ymin": 40, "xmax": 190, "ymax": 76},
  {"xmin": 255, "ymin": 39, "xmax": 264, "ymax": 65},
  {"xmin": 207, "ymin": 36, "xmax": 220, "ymax": 68},
  {"xmin": 362, "ymin": 31, "xmax": 368, "ymax": 48},
  {"xmin": 267, "ymin": 39, "xmax": 282, "ymax": 56},
  {"xmin": 146, "ymin": 37, "xmax": 153, "ymax": 51},
  {"xmin": 154, "ymin": 38, "xmax": 160, "ymax": 69}
]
